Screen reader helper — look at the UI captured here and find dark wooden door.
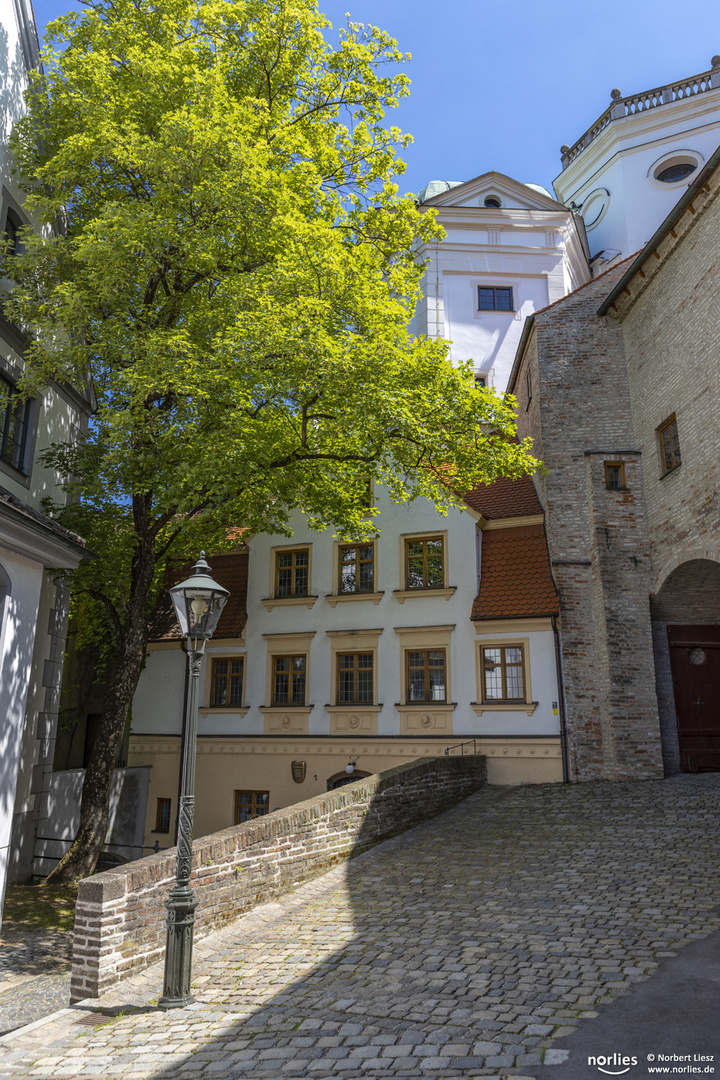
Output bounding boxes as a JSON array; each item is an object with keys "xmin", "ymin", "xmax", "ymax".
[{"xmin": 668, "ymin": 625, "xmax": 720, "ymax": 772}]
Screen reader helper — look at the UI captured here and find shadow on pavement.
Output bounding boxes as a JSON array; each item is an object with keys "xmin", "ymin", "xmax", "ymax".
[
  {"xmin": 543, "ymin": 919, "xmax": 720, "ymax": 1079},
  {"xmin": 65, "ymin": 777, "xmax": 720, "ymax": 1078}
]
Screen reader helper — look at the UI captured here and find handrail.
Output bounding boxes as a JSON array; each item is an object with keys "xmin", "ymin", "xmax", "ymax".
[
  {"xmin": 444, "ymin": 739, "xmax": 478, "ymax": 757},
  {"xmin": 560, "ymin": 67, "xmax": 719, "ymax": 170}
]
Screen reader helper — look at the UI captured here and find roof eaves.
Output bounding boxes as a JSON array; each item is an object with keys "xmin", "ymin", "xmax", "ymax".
[{"xmin": 506, "ymin": 313, "xmax": 536, "ymax": 395}]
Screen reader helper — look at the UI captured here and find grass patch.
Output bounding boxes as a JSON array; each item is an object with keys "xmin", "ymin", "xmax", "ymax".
[{"xmin": 2, "ymin": 883, "xmax": 78, "ymax": 933}]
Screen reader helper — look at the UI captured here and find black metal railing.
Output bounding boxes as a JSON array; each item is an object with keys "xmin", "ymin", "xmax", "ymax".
[{"xmin": 444, "ymin": 739, "xmax": 479, "ymax": 757}]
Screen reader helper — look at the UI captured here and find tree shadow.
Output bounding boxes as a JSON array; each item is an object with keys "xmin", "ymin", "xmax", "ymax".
[{"xmin": 72, "ymin": 776, "xmax": 720, "ymax": 1078}]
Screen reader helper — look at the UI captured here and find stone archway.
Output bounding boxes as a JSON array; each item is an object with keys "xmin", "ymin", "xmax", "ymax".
[{"xmin": 651, "ymin": 559, "xmax": 720, "ymax": 773}]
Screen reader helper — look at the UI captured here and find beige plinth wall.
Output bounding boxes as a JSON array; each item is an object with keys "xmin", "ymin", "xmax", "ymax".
[{"xmin": 128, "ymin": 734, "xmax": 562, "ymax": 850}]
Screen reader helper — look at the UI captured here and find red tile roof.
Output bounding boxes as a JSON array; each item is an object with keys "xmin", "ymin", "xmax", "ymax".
[
  {"xmin": 472, "ymin": 524, "xmax": 559, "ymax": 621},
  {"xmin": 149, "ymin": 551, "xmax": 248, "ymax": 641},
  {"xmin": 464, "ymin": 474, "xmax": 543, "ymax": 520}
]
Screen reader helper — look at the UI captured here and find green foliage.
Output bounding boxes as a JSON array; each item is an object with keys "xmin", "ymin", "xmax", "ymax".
[{"xmin": 7, "ymin": 0, "xmax": 536, "ymax": 649}]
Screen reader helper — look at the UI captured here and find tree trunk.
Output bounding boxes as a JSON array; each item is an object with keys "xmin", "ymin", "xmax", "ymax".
[{"xmin": 47, "ymin": 512, "xmax": 157, "ymax": 883}]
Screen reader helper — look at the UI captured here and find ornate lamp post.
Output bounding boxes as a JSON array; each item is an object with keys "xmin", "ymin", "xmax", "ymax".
[{"xmin": 158, "ymin": 552, "xmax": 229, "ymax": 1009}]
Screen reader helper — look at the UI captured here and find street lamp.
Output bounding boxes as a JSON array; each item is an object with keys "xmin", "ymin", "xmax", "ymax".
[{"xmin": 158, "ymin": 552, "xmax": 229, "ymax": 1009}]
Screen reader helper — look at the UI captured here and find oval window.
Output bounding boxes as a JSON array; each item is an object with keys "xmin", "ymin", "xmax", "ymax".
[
  {"xmin": 484, "ymin": 196, "xmax": 501, "ymax": 208},
  {"xmin": 655, "ymin": 162, "xmax": 696, "ymax": 183},
  {"xmin": 688, "ymin": 647, "xmax": 706, "ymax": 666}
]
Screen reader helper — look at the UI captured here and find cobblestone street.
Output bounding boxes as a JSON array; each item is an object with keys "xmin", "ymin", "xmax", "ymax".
[
  {"xmin": 0, "ymin": 926, "xmax": 71, "ymax": 1037},
  {"xmin": 1, "ymin": 775, "xmax": 719, "ymax": 1079}
]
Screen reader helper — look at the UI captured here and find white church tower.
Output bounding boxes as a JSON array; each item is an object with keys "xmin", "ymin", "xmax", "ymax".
[
  {"xmin": 412, "ymin": 172, "xmax": 590, "ymax": 393},
  {"xmin": 553, "ymin": 57, "xmax": 720, "ymax": 271}
]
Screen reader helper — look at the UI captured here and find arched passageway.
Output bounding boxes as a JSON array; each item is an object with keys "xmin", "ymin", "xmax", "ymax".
[{"xmin": 651, "ymin": 559, "xmax": 720, "ymax": 773}]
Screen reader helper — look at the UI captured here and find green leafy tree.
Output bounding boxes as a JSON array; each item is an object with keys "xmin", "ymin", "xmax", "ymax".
[{"xmin": 8, "ymin": 0, "xmax": 536, "ymax": 882}]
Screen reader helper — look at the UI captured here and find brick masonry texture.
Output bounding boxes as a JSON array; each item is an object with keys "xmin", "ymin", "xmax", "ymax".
[
  {"xmin": 513, "ymin": 264, "xmax": 665, "ymax": 782},
  {"xmin": 611, "ymin": 183, "xmax": 720, "ymax": 773},
  {"xmin": 70, "ymin": 756, "xmax": 486, "ymax": 1003},
  {"xmin": 2, "ymin": 774, "xmax": 720, "ymax": 1079}
]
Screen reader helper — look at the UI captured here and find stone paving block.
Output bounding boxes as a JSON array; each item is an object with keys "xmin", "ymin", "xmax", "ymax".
[{"xmin": 2, "ymin": 778, "xmax": 720, "ymax": 1079}]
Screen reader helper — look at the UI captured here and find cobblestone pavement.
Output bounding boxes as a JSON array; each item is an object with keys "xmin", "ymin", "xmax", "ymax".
[
  {"xmin": 1, "ymin": 775, "xmax": 720, "ymax": 1080},
  {"xmin": 0, "ymin": 926, "xmax": 72, "ymax": 1035}
]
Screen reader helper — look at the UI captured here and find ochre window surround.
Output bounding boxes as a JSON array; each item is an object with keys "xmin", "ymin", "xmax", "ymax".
[
  {"xmin": 482, "ymin": 643, "xmax": 526, "ymax": 702},
  {"xmin": 405, "ymin": 535, "xmax": 444, "ymax": 589},
  {"xmin": 657, "ymin": 414, "xmax": 681, "ymax": 477},
  {"xmin": 272, "ymin": 654, "xmax": 307, "ymax": 706},
  {"xmin": 210, "ymin": 656, "xmax": 244, "ymax": 707},
  {"xmin": 262, "ymin": 631, "xmax": 315, "ymax": 711},
  {"xmin": 275, "ymin": 547, "xmax": 309, "ymax": 598},
  {"xmin": 326, "ymin": 628, "xmax": 382, "ymax": 718},
  {"xmin": 327, "ymin": 540, "xmax": 382, "ymax": 605},
  {"xmin": 472, "ymin": 635, "xmax": 537, "ymax": 715},
  {"xmin": 336, "ymin": 652, "xmax": 374, "ymax": 705},
  {"xmin": 339, "ymin": 542, "xmax": 375, "ymax": 594},
  {"xmin": 395, "ymin": 531, "xmax": 455, "ymax": 603},
  {"xmin": 394, "ymin": 624, "xmax": 454, "ymax": 705},
  {"xmin": 262, "ymin": 545, "xmax": 317, "ymax": 610},
  {"xmin": 406, "ymin": 648, "xmax": 447, "ymax": 704}
]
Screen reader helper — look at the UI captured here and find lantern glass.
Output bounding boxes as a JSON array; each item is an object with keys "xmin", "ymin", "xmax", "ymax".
[{"xmin": 169, "ymin": 553, "xmax": 230, "ymax": 641}]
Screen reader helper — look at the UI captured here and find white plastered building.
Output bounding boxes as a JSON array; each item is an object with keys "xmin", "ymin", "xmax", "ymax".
[
  {"xmin": 553, "ymin": 57, "xmax": 720, "ymax": 272},
  {"xmin": 0, "ymin": 0, "xmax": 92, "ymax": 917}
]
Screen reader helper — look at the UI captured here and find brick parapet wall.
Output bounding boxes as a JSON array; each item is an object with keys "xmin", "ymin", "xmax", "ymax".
[{"xmin": 71, "ymin": 755, "xmax": 486, "ymax": 1002}]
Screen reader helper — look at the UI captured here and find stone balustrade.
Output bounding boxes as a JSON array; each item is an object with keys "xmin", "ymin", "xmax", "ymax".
[{"xmin": 560, "ymin": 63, "xmax": 720, "ymax": 169}]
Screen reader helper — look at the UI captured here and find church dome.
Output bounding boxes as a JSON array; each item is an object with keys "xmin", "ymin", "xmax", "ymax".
[
  {"xmin": 524, "ymin": 182, "xmax": 554, "ymax": 199},
  {"xmin": 417, "ymin": 180, "xmax": 464, "ymax": 204}
]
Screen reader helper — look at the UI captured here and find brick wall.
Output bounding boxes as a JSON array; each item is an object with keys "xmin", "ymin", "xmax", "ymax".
[
  {"xmin": 618, "ymin": 186, "xmax": 720, "ymax": 589},
  {"xmin": 71, "ymin": 754, "xmax": 486, "ymax": 1002},
  {"xmin": 514, "ymin": 268, "xmax": 664, "ymax": 781}
]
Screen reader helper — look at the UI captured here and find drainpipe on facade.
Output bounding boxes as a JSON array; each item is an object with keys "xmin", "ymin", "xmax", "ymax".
[{"xmin": 552, "ymin": 614, "xmax": 570, "ymax": 783}]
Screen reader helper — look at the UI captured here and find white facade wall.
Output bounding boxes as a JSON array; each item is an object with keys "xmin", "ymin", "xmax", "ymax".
[
  {"xmin": 0, "ymin": 551, "xmax": 43, "ymax": 904},
  {"xmin": 554, "ymin": 85, "xmax": 720, "ymax": 264},
  {"xmin": 130, "ymin": 489, "xmax": 563, "ymax": 846},
  {"xmin": 0, "ymin": 0, "xmax": 91, "ymax": 913},
  {"xmin": 412, "ymin": 174, "xmax": 590, "ymax": 391}
]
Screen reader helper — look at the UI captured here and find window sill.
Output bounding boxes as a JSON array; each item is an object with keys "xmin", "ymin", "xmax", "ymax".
[
  {"xmin": 259, "ymin": 705, "xmax": 313, "ymax": 713},
  {"xmin": 396, "ymin": 702, "xmax": 456, "ymax": 710},
  {"xmin": 659, "ymin": 464, "xmax": 681, "ymax": 480},
  {"xmin": 261, "ymin": 595, "xmax": 318, "ymax": 611},
  {"xmin": 393, "ymin": 586, "xmax": 457, "ymax": 604},
  {"xmin": 326, "ymin": 591, "xmax": 384, "ymax": 606},
  {"xmin": 471, "ymin": 701, "xmax": 538, "ymax": 716},
  {"xmin": 326, "ymin": 704, "xmax": 382, "ymax": 713},
  {"xmin": 199, "ymin": 706, "xmax": 250, "ymax": 717}
]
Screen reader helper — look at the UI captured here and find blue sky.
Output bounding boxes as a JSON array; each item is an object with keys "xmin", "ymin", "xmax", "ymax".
[{"xmin": 30, "ymin": 0, "xmax": 720, "ymax": 198}]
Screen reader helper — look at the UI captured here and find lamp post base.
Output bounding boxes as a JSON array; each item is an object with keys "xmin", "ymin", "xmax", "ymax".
[{"xmin": 158, "ymin": 885, "xmax": 198, "ymax": 1010}]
